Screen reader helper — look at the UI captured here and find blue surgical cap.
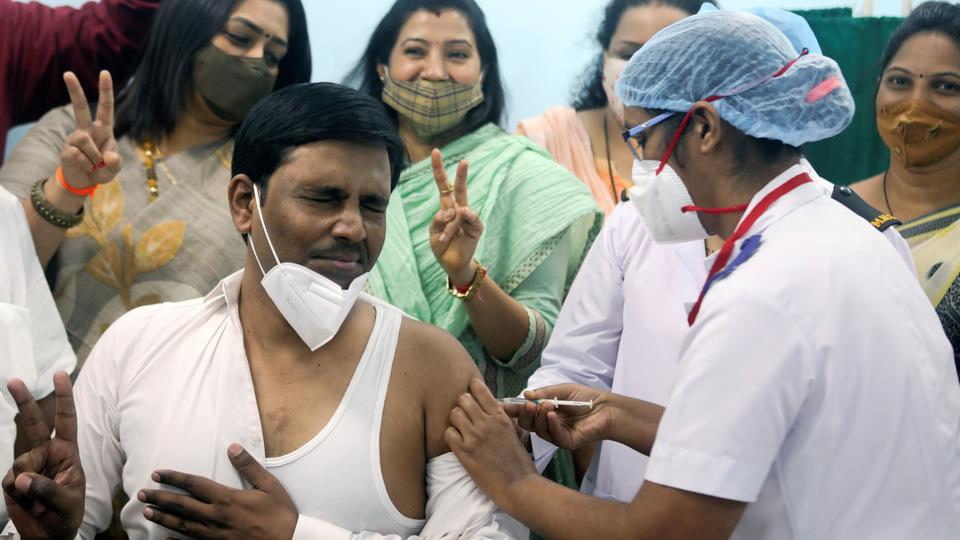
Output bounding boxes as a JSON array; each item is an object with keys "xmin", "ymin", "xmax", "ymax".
[
  {"xmin": 698, "ymin": 4, "xmax": 823, "ymax": 55},
  {"xmin": 616, "ymin": 10, "xmax": 854, "ymax": 147}
]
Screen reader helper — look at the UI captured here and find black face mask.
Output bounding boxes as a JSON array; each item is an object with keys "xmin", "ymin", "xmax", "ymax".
[{"xmin": 192, "ymin": 45, "xmax": 277, "ymax": 123}]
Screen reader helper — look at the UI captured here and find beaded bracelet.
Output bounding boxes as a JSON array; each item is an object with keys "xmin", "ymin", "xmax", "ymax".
[{"xmin": 31, "ymin": 179, "xmax": 84, "ymax": 229}]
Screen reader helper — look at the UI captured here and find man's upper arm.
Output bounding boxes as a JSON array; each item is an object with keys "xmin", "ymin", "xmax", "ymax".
[
  {"xmin": 644, "ymin": 289, "xmax": 815, "ymax": 503},
  {"xmin": 74, "ymin": 324, "xmax": 127, "ymax": 538},
  {"xmin": 396, "ymin": 319, "xmax": 480, "ymax": 459},
  {"xmin": 5, "ymin": 0, "xmax": 159, "ymax": 124},
  {"xmin": 15, "ymin": 193, "xmax": 74, "ymax": 400}
]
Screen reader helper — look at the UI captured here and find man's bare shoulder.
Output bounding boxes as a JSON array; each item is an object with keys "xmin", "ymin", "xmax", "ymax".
[{"xmin": 394, "ymin": 317, "xmax": 480, "ymax": 394}]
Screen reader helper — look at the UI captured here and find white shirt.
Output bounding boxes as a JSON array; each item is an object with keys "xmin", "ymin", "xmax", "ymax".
[
  {"xmin": 0, "ymin": 186, "xmax": 76, "ymax": 524},
  {"xmin": 70, "ymin": 270, "xmax": 512, "ymax": 539},
  {"xmin": 526, "ymin": 161, "xmax": 916, "ymax": 503},
  {"xmin": 645, "ymin": 164, "xmax": 960, "ymax": 538},
  {"xmin": 800, "ymin": 160, "xmax": 914, "ymax": 273},
  {"xmin": 526, "ymin": 195, "xmax": 705, "ymax": 501}
]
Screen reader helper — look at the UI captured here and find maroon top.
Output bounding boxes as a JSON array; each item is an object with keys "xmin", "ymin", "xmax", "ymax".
[{"xmin": 0, "ymin": 0, "xmax": 160, "ymax": 165}]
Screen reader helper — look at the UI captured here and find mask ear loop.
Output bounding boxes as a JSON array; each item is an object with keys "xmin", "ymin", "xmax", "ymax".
[{"xmin": 250, "ymin": 183, "xmax": 282, "ymax": 275}]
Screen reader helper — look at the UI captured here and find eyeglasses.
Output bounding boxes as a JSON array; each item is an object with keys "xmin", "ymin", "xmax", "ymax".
[{"xmin": 621, "ymin": 111, "xmax": 676, "ymax": 162}]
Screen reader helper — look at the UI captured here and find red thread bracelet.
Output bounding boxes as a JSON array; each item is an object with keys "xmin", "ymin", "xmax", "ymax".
[{"xmin": 57, "ymin": 166, "xmax": 97, "ymax": 197}]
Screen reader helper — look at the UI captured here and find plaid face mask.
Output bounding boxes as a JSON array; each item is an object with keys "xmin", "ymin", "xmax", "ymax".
[{"xmin": 381, "ymin": 69, "xmax": 485, "ymax": 139}]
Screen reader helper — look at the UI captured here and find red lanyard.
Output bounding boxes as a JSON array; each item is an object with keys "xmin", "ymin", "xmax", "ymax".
[{"xmin": 687, "ymin": 173, "xmax": 813, "ymax": 326}]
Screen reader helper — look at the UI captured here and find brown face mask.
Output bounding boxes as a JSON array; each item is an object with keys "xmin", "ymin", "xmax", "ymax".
[{"xmin": 877, "ymin": 99, "xmax": 960, "ymax": 168}]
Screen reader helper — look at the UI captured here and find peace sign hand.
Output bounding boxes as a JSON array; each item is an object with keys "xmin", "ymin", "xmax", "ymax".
[
  {"xmin": 59, "ymin": 70, "xmax": 121, "ymax": 190},
  {"xmin": 429, "ymin": 148, "xmax": 485, "ymax": 285},
  {"xmin": 2, "ymin": 372, "xmax": 85, "ymax": 540}
]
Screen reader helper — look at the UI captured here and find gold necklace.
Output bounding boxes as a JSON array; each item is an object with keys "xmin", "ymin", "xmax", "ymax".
[
  {"xmin": 142, "ymin": 140, "xmax": 160, "ymax": 202},
  {"xmin": 141, "ymin": 139, "xmax": 231, "ymax": 202}
]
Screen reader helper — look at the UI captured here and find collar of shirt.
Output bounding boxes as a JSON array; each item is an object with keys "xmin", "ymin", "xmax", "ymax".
[
  {"xmin": 702, "ymin": 162, "xmax": 823, "ymax": 272},
  {"xmin": 206, "ymin": 268, "xmax": 244, "ymax": 305}
]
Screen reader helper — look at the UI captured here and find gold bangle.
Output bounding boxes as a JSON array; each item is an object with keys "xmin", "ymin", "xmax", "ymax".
[{"xmin": 447, "ymin": 261, "xmax": 487, "ymax": 301}]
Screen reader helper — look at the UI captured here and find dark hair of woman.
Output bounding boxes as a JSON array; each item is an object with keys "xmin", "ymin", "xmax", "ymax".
[
  {"xmin": 345, "ymin": 0, "xmax": 506, "ymax": 134},
  {"xmin": 879, "ymin": 1, "xmax": 960, "ymax": 77},
  {"xmin": 572, "ymin": 0, "xmax": 715, "ymax": 111},
  {"xmin": 115, "ymin": 0, "xmax": 312, "ymax": 142}
]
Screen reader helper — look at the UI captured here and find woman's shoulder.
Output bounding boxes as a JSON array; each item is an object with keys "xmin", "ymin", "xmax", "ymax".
[
  {"xmin": 516, "ymin": 106, "xmax": 579, "ymax": 130},
  {"xmin": 0, "ymin": 105, "xmax": 78, "ymax": 197},
  {"xmin": 849, "ymin": 173, "xmax": 886, "ymax": 210},
  {"xmin": 574, "ymin": 107, "xmax": 605, "ymax": 124},
  {"xmin": 33, "ymin": 104, "xmax": 78, "ymax": 130},
  {"xmin": 469, "ymin": 124, "xmax": 593, "ymax": 195}
]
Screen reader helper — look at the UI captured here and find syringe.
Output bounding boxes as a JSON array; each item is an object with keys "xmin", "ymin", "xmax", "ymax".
[{"xmin": 500, "ymin": 397, "xmax": 594, "ymax": 409}]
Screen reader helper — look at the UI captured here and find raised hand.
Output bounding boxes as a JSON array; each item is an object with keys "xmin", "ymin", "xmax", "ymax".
[
  {"xmin": 2, "ymin": 372, "xmax": 85, "ymax": 540},
  {"xmin": 508, "ymin": 384, "xmax": 616, "ymax": 451},
  {"xmin": 428, "ymin": 148, "xmax": 485, "ymax": 286},
  {"xmin": 139, "ymin": 444, "xmax": 298, "ymax": 539},
  {"xmin": 59, "ymin": 70, "xmax": 121, "ymax": 191}
]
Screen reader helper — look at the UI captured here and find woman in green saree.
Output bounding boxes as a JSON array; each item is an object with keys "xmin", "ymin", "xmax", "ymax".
[
  {"xmin": 351, "ymin": 0, "xmax": 602, "ymax": 400},
  {"xmin": 853, "ymin": 2, "xmax": 960, "ymax": 376},
  {"xmin": 349, "ymin": 0, "xmax": 602, "ymax": 501}
]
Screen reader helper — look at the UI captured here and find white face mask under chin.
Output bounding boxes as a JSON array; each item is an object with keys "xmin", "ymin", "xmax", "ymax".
[
  {"xmin": 627, "ymin": 159, "xmax": 710, "ymax": 244},
  {"xmin": 249, "ymin": 184, "xmax": 369, "ymax": 351}
]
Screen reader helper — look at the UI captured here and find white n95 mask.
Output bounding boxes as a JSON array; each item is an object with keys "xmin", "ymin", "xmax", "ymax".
[
  {"xmin": 250, "ymin": 184, "xmax": 368, "ymax": 351},
  {"xmin": 628, "ymin": 159, "xmax": 710, "ymax": 244}
]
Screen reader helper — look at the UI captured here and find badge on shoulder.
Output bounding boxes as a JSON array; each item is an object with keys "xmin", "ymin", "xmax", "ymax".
[{"xmin": 831, "ymin": 185, "xmax": 902, "ymax": 232}]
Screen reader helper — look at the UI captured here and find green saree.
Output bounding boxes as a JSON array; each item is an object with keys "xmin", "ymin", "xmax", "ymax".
[{"xmin": 367, "ymin": 123, "xmax": 602, "ymax": 398}]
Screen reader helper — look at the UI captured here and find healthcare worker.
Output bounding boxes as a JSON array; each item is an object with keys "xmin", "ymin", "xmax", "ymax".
[
  {"xmin": 442, "ymin": 10, "xmax": 960, "ymax": 540},
  {"xmin": 525, "ymin": 6, "xmax": 917, "ymax": 505}
]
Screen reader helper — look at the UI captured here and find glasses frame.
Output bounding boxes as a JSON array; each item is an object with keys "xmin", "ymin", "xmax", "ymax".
[{"xmin": 620, "ymin": 111, "xmax": 676, "ymax": 162}]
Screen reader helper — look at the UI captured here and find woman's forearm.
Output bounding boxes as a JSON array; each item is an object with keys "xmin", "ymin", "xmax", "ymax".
[
  {"xmin": 459, "ymin": 264, "xmax": 532, "ymax": 360},
  {"xmin": 23, "ymin": 176, "xmax": 86, "ymax": 266}
]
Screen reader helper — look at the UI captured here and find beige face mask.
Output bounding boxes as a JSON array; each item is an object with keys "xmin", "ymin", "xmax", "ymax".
[
  {"xmin": 380, "ymin": 68, "xmax": 485, "ymax": 139},
  {"xmin": 602, "ymin": 55, "xmax": 628, "ymax": 127},
  {"xmin": 877, "ymin": 99, "xmax": 960, "ymax": 168}
]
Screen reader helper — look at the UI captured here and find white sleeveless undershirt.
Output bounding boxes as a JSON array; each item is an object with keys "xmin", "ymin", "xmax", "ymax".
[{"xmin": 266, "ymin": 303, "xmax": 425, "ymax": 536}]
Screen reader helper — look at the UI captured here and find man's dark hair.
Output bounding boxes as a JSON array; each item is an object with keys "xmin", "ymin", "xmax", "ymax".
[
  {"xmin": 572, "ymin": 0, "xmax": 716, "ymax": 111},
  {"xmin": 115, "ymin": 0, "xmax": 312, "ymax": 142},
  {"xmin": 345, "ymin": 0, "xmax": 506, "ymax": 134},
  {"xmin": 232, "ymin": 82, "xmax": 407, "ymax": 202},
  {"xmin": 879, "ymin": 1, "xmax": 960, "ymax": 78}
]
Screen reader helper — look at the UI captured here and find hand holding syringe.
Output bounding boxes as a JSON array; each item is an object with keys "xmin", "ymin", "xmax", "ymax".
[{"xmin": 500, "ymin": 397, "xmax": 594, "ymax": 409}]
